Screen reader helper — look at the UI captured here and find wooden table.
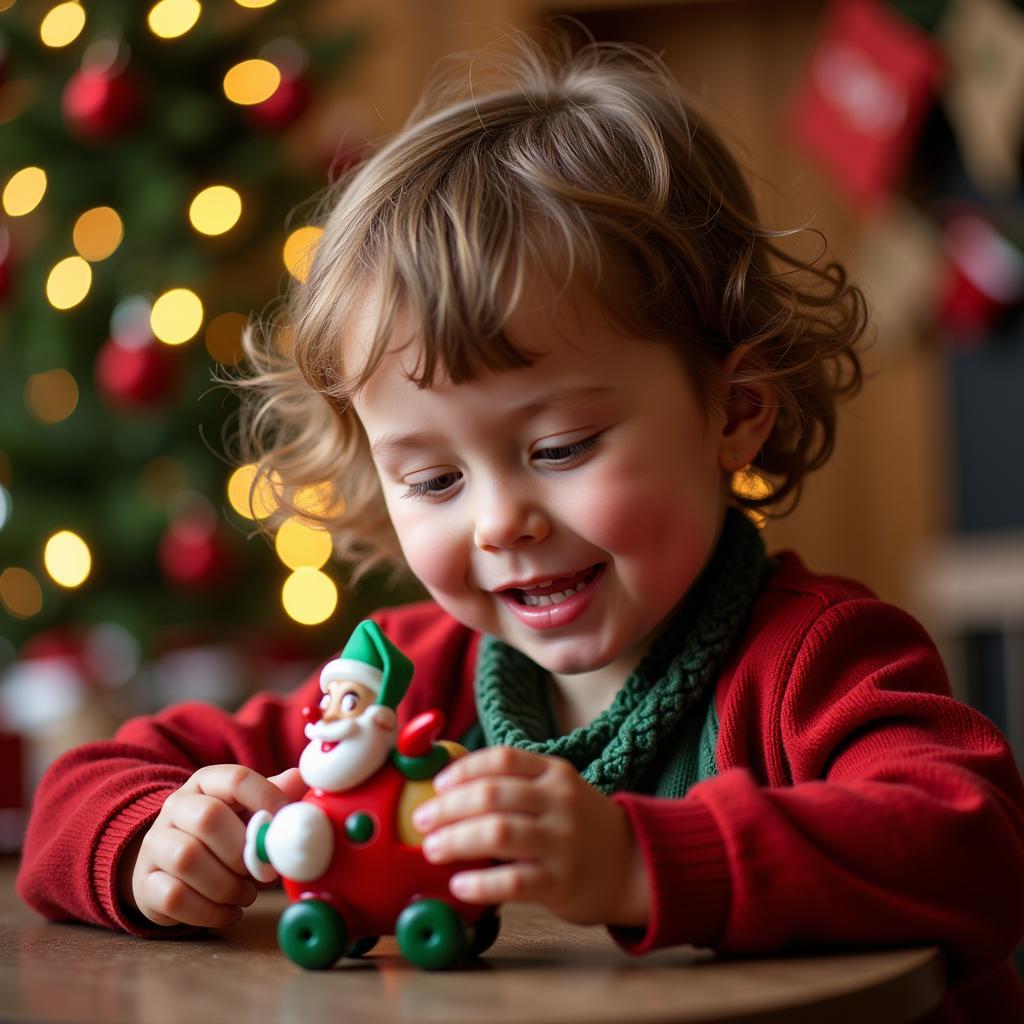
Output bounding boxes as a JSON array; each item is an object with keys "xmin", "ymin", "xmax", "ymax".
[{"xmin": 1, "ymin": 858, "xmax": 945, "ymax": 1024}]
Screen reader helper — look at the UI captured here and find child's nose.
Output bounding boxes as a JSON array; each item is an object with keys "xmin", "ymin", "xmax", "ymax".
[{"xmin": 473, "ymin": 489, "xmax": 550, "ymax": 552}]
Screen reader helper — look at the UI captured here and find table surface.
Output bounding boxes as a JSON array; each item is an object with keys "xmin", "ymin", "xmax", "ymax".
[{"xmin": 0, "ymin": 858, "xmax": 945, "ymax": 1024}]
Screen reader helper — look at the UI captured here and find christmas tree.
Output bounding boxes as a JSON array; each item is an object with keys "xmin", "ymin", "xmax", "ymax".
[{"xmin": 0, "ymin": 1, "xmax": 376, "ymax": 684}]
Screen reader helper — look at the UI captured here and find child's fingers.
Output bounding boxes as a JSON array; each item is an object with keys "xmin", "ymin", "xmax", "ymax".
[
  {"xmin": 433, "ymin": 746, "xmax": 551, "ymax": 792},
  {"xmin": 266, "ymin": 767, "xmax": 306, "ymax": 802},
  {"xmin": 414, "ymin": 777, "xmax": 547, "ymax": 831},
  {"xmin": 422, "ymin": 813, "xmax": 549, "ymax": 864},
  {"xmin": 183, "ymin": 764, "xmax": 293, "ymax": 815},
  {"xmin": 138, "ymin": 868, "xmax": 245, "ymax": 929},
  {"xmin": 166, "ymin": 793, "xmax": 248, "ymax": 875},
  {"xmin": 146, "ymin": 824, "xmax": 257, "ymax": 910},
  {"xmin": 449, "ymin": 862, "xmax": 549, "ymax": 906}
]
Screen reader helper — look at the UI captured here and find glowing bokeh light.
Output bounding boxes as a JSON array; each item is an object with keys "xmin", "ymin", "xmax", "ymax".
[
  {"xmin": 281, "ymin": 567, "xmax": 338, "ymax": 625},
  {"xmin": 275, "ymin": 516, "xmax": 333, "ymax": 570},
  {"xmin": 44, "ymin": 530, "xmax": 92, "ymax": 588},
  {"xmin": 227, "ymin": 464, "xmax": 280, "ymax": 520},
  {"xmin": 223, "ymin": 59, "xmax": 280, "ymax": 105},
  {"xmin": 147, "ymin": 0, "xmax": 201, "ymax": 38},
  {"xmin": 40, "ymin": 2, "xmax": 86, "ymax": 47},
  {"xmin": 0, "ymin": 567, "xmax": 42, "ymax": 618},
  {"xmin": 25, "ymin": 369, "xmax": 79, "ymax": 424},
  {"xmin": 0, "ymin": 485, "xmax": 10, "ymax": 532},
  {"xmin": 283, "ymin": 226, "xmax": 322, "ymax": 282},
  {"xmin": 189, "ymin": 185, "xmax": 242, "ymax": 236},
  {"xmin": 73, "ymin": 206, "xmax": 124, "ymax": 261},
  {"xmin": 234, "ymin": 0, "xmax": 277, "ymax": 8},
  {"xmin": 205, "ymin": 311, "xmax": 247, "ymax": 364},
  {"xmin": 150, "ymin": 287, "xmax": 203, "ymax": 345},
  {"xmin": 45, "ymin": 256, "xmax": 92, "ymax": 310},
  {"xmin": 3, "ymin": 166, "xmax": 47, "ymax": 216}
]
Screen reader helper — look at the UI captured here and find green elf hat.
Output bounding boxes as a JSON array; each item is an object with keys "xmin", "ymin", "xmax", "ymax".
[{"xmin": 318, "ymin": 619, "xmax": 414, "ymax": 710}]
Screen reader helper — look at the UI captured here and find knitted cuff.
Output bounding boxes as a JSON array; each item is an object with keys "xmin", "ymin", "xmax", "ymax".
[
  {"xmin": 607, "ymin": 792, "xmax": 731, "ymax": 955},
  {"xmin": 92, "ymin": 785, "xmax": 201, "ymax": 938}
]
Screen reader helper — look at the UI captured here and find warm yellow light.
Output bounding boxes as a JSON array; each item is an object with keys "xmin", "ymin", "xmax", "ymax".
[
  {"xmin": 40, "ymin": 2, "xmax": 86, "ymax": 47},
  {"xmin": 234, "ymin": 0, "xmax": 277, "ymax": 7},
  {"xmin": 227, "ymin": 464, "xmax": 280, "ymax": 520},
  {"xmin": 0, "ymin": 567, "xmax": 43, "ymax": 619},
  {"xmin": 3, "ymin": 166, "xmax": 47, "ymax": 216},
  {"xmin": 46, "ymin": 256, "xmax": 92, "ymax": 310},
  {"xmin": 73, "ymin": 206, "xmax": 124, "ymax": 261},
  {"xmin": 189, "ymin": 185, "xmax": 242, "ymax": 236},
  {"xmin": 293, "ymin": 482, "xmax": 345, "ymax": 519},
  {"xmin": 275, "ymin": 516, "xmax": 333, "ymax": 570},
  {"xmin": 25, "ymin": 369, "xmax": 79, "ymax": 424},
  {"xmin": 147, "ymin": 0, "xmax": 201, "ymax": 38},
  {"xmin": 150, "ymin": 288, "xmax": 203, "ymax": 345},
  {"xmin": 282, "ymin": 567, "xmax": 338, "ymax": 625},
  {"xmin": 43, "ymin": 530, "xmax": 92, "ymax": 588},
  {"xmin": 732, "ymin": 467, "xmax": 771, "ymax": 528},
  {"xmin": 283, "ymin": 226, "xmax": 322, "ymax": 283},
  {"xmin": 205, "ymin": 312, "xmax": 247, "ymax": 364},
  {"xmin": 223, "ymin": 59, "xmax": 280, "ymax": 106}
]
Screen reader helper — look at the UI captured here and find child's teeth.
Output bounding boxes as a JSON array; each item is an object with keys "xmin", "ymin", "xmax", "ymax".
[{"xmin": 521, "ymin": 580, "xmax": 588, "ymax": 606}]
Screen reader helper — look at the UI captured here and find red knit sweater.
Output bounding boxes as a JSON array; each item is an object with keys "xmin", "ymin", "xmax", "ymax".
[{"xmin": 17, "ymin": 551, "xmax": 1024, "ymax": 1021}]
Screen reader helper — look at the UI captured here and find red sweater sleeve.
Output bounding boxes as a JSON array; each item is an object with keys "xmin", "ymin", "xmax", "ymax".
[
  {"xmin": 15, "ymin": 674, "xmax": 321, "ymax": 935},
  {"xmin": 611, "ymin": 598, "xmax": 1024, "ymax": 986}
]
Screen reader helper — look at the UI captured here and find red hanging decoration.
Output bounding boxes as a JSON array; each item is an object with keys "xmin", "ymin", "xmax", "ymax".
[
  {"xmin": 62, "ymin": 41, "xmax": 145, "ymax": 142},
  {"xmin": 158, "ymin": 512, "xmax": 234, "ymax": 592},
  {"xmin": 94, "ymin": 335, "xmax": 178, "ymax": 410}
]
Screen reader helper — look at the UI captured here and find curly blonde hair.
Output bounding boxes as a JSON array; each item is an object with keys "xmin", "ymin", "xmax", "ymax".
[{"xmin": 238, "ymin": 33, "xmax": 867, "ymax": 582}]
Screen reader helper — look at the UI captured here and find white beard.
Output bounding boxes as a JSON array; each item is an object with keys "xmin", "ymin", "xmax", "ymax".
[{"xmin": 299, "ymin": 705, "xmax": 395, "ymax": 792}]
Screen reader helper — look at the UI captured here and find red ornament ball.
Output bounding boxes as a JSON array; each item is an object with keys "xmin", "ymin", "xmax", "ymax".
[
  {"xmin": 62, "ymin": 66, "xmax": 144, "ymax": 142},
  {"xmin": 158, "ymin": 516, "xmax": 233, "ymax": 591},
  {"xmin": 95, "ymin": 336, "xmax": 177, "ymax": 410},
  {"xmin": 247, "ymin": 74, "xmax": 309, "ymax": 133}
]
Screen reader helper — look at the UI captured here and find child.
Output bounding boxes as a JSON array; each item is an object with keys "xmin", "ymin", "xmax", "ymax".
[{"xmin": 18, "ymin": 35, "xmax": 1024, "ymax": 1020}]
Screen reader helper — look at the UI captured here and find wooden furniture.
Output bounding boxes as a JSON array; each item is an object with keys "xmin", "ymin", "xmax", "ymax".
[{"xmin": 1, "ymin": 857, "xmax": 945, "ymax": 1024}]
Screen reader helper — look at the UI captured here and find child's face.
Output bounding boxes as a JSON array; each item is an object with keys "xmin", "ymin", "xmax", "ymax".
[{"xmin": 352, "ymin": 274, "xmax": 732, "ymax": 683}]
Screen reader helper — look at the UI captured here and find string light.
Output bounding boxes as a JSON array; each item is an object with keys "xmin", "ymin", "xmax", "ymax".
[
  {"xmin": 205, "ymin": 312, "xmax": 247, "ymax": 365},
  {"xmin": 275, "ymin": 516, "xmax": 333, "ymax": 570},
  {"xmin": 44, "ymin": 530, "xmax": 92, "ymax": 588},
  {"xmin": 150, "ymin": 287, "xmax": 203, "ymax": 344},
  {"xmin": 281, "ymin": 566, "xmax": 337, "ymax": 625},
  {"xmin": 25, "ymin": 369, "xmax": 79, "ymax": 424},
  {"xmin": 283, "ymin": 226, "xmax": 322, "ymax": 282},
  {"xmin": 147, "ymin": 0, "xmax": 201, "ymax": 39},
  {"xmin": 294, "ymin": 482, "xmax": 344, "ymax": 519},
  {"xmin": 3, "ymin": 167, "xmax": 47, "ymax": 216},
  {"xmin": 40, "ymin": 2, "xmax": 86, "ymax": 48},
  {"xmin": 45, "ymin": 256, "xmax": 92, "ymax": 310},
  {"xmin": 227, "ymin": 464, "xmax": 279, "ymax": 520},
  {"xmin": 73, "ymin": 206, "xmax": 123, "ymax": 261},
  {"xmin": 223, "ymin": 59, "xmax": 280, "ymax": 105},
  {"xmin": 0, "ymin": 567, "xmax": 42, "ymax": 619},
  {"xmin": 234, "ymin": 0, "xmax": 277, "ymax": 7},
  {"xmin": 188, "ymin": 185, "xmax": 242, "ymax": 236}
]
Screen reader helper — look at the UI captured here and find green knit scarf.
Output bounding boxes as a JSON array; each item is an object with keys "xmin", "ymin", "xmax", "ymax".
[{"xmin": 473, "ymin": 507, "xmax": 775, "ymax": 798}]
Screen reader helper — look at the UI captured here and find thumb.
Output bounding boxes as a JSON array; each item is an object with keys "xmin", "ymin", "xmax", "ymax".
[{"xmin": 266, "ymin": 767, "xmax": 306, "ymax": 804}]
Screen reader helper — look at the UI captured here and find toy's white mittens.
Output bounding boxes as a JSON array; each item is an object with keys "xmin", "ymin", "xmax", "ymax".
[
  {"xmin": 263, "ymin": 801, "xmax": 334, "ymax": 882},
  {"xmin": 244, "ymin": 810, "xmax": 278, "ymax": 884}
]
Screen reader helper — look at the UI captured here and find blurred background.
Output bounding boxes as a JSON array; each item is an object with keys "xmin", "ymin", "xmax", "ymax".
[{"xmin": 0, "ymin": 0, "xmax": 1021, "ymax": 849}]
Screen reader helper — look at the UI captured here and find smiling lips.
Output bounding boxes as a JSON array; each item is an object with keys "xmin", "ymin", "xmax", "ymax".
[{"xmin": 497, "ymin": 563, "xmax": 606, "ymax": 630}]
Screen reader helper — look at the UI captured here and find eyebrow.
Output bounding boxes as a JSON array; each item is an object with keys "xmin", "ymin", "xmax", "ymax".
[{"xmin": 368, "ymin": 385, "xmax": 616, "ymax": 461}]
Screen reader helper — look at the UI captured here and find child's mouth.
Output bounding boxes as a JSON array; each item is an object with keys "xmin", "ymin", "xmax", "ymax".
[{"xmin": 499, "ymin": 563, "xmax": 606, "ymax": 631}]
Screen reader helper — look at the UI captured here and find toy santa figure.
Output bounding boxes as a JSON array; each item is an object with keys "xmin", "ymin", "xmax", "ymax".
[{"xmin": 243, "ymin": 620, "xmax": 496, "ymax": 969}]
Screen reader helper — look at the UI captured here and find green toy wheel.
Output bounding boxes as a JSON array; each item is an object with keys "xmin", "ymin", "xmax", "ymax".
[
  {"xmin": 396, "ymin": 899, "xmax": 468, "ymax": 970},
  {"xmin": 346, "ymin": 935, "xmax": 379, "ymax": 958},
  {"xmin": 468, "ymin": 907, "xmax": 501, "ymax": 957},
  {"xmin": 278, "ymin": 899, "xmax": 347, "ymax": 970}
]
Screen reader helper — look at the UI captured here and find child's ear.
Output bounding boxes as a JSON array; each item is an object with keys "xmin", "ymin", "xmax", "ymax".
[{"xmin": 715, "ymin": 343, "xmax": 778, "ymax": 472}]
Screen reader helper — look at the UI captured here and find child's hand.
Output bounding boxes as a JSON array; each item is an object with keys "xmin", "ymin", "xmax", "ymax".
[
  {"xmin": 412, "ymin": 747, "xmax": 650, "ymax": 927},
  {"xmin": 122, "ymin": 764, "xmax": 306, "ymax": 928}
]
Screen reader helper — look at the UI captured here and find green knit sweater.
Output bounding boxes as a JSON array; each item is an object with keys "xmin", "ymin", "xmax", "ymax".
[{"xmin": 466, "ymin": 507, "xmax": 776, "ymax": 799}]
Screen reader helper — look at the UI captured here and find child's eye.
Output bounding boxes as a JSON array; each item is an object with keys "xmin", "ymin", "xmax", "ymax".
[
  {"xmin": 402, "ymin": 471, "xmax": 462, "ymax": 500},
  {"xmin": 533, "ymin": 435, "xmax": 602, "ymax": 464}
]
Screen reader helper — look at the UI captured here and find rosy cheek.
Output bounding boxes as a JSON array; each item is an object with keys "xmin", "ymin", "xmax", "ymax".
[{"xmin": 394, "ymin": 515, "xmax": 463, "ymax": 593}]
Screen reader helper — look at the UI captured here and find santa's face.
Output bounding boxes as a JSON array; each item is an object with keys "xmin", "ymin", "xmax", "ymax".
[{"xmin": 299, "ymin": 679, "xmax": 397, "ymax": 792}]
